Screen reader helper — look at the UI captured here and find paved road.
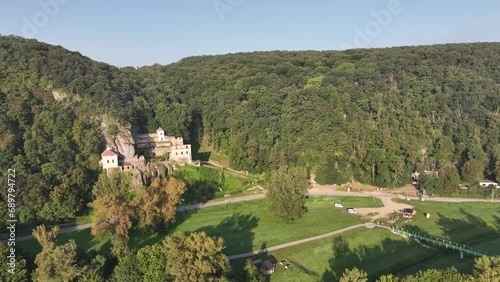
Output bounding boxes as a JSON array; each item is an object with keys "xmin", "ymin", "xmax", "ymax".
[
  {"xmin": 177, "ymin": 194, "xmax": 266, "ymax": 211},
  {"xmin": 9, "ymin": 188, "xmax": 498, "ymax": 243},
  {"xmin": 4, "ymin": 223, "xmax": 93, "ymax": 243},
  {"xmin": 227, "ymin": 223, "xmax": 385, "ymax": 260}
]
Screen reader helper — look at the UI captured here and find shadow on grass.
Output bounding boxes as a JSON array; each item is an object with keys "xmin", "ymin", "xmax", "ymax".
[
  {"xmin": 435, "ymin": 208, "xmax": 500, "ymax": 254},
  {"xmin": 195, "ymin": 213, "xmax": 259, "ymax": 255},
  {"xmin": 127, "ymin": 204, "xmax": 202, "ymax": 250},
  {"xmin": 320, "ymin": 233, "xmax": 436, "ymax": 281},
  {"xmin": 389, "ymin": 207, "xmax": 500, "ymax": 277},
  {"xmin": 194, "ymin": 213, "xmax": 259, "ymax": 281}
]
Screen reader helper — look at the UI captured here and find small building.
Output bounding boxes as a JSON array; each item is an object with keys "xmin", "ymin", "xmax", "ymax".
[
  {"xmin": 478, "ymin": 180, "xmax": 499, "ymax": 189},
  {"xmin": 260, "ymin": 260, "xmax": 275, "ymax": 275},
  {"xmin": 101, "ymin": 147, "xmax": 119, "ymax": 170},
  {"xmin": 122, "ymin": 162, "xmax": 134, "ymax": 171},
  {"xmin": 401, "ymin": 208, "xmax": 416, "ymax": 218},
  {"xmin": 169, "ymin": 144, "xmax": 192, "ymax": 165},
  {"xmin": 156, "ymin": 127, "xmax": 165, "ymax": 141}
]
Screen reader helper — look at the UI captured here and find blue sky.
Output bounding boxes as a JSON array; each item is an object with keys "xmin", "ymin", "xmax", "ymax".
[{"xmin": 1, "ymin": 0, "xmax": 500, "ymax": 67}]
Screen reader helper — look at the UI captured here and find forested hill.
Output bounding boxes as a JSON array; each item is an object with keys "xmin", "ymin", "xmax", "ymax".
[
  {"xmin": 1, "ymin": 35, "xmax": 500, "ymax": 227},
  {"xmin": 139, "ymin": 43, "xmax": 500, "ymax": 188}
]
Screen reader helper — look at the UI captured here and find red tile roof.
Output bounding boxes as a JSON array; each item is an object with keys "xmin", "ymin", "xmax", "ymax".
[
  {"xmin": 156, "ymin": 127, "xmax": 164, "ymax": 132},
  {"xmin": 101, "ymin": 149, "xmax": 118, "ymax": 157}
]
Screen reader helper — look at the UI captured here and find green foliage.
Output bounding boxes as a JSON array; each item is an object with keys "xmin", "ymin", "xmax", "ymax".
[
  {"xmin": 3, "ymin": 37, "xmax": 500, "ymax": 235},
  {"xmin": 315, "ymin": 158, "xmax": 351, "ymax": 185},
  {"xmin": 80, "ymin": 255, "xmax": 106, "ymax": 282},
  {"xmin": 171, "ymin": 166, "xmax": 251, "ymax": 203},
  {"xmin": 244, "ymin": 258, "xmax": 264, "ymax": 282},
  {"xmin": 90, "ymin": 171, "xmax": 134, "ymax": 257},
  {"xmin": 107, "ymin": 124, "xmax": 119, "ymax": 138},
  {"xmin": 136, "ymin": 244, "xmax": 167, "ymax": 282},
  {"xmin": 473, "ymin": 256, "xmax": 500, "ymax": 282},
  {"xmin": 339, "ymin": 267, "xmax": 368, "ymax": 282},
  {"xmin": 33, "ymin": 240, "xmax": 83, "ymax": 282},
  {"xmin": 400, "ymin": 267, "xmax": 470, "ymax": 282},
  {"xmin": 417, "ymin": 174, "xmax": 444, "ymax": 195},
  {"xmin": 155, "ymin": 102, "xmax": 192, "ymax": 141},
  {"xmin": 461, "ymin": 159, "xmax": 485, "ymax": 183},
  {"xmin": 268, "ymin": 166, "xmax": 309, "ymax": 221},
  {"xmin": 163, "ymin": 232, "xmax": 231, "ymax": 282},
  {"xmin": 0, "ymin": 244, "xmax": 29, "ymax": 282},
  {"xmin": 111, "ymin": 253, "xmax": 142, "ymax": 282}
]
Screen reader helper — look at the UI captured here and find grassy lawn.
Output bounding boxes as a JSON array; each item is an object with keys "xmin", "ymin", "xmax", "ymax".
[
  {"xmin": 171, "ymin": 165, "xmax": 259, "ymax": 200},
  {"xmin": 229, "ymin": 200, "xmax": 500, "ymax": 281},
  {"xmin": 393, "ymin": 200, "xmax": 500, "ymax": 242},
  {"xmin": 18, "ymin": 196, "xmax": 381, "ymax": 262},
  {"xmin": 389, "ymin": 199, "xmax": 500, "ymax": 276},
  {"xmin": 232, "ymin": 228, "xmax": 437, "ymax": 282},
  {"xmin": 196, "ymin": 141, "xmax": 231, "ymax": 167}
]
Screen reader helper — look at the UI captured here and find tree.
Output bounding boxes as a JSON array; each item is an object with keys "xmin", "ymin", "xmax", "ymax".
[
  {"xmin": 32, "ymin": 225, "xmax": 83, "ymax": 282},
  {"xmin": 438, "ymin": 165, "xmax": 461, "ymax": 193},
  {"xmin": 80, "ymin": 255, "xmax": 106, "ymax": 282},
  {"xmin": 155, "ymin": 102, "xmax": 192, "ymax": 140},
  {"xmin": 136, "ymin": 243, "xmax": 168, "ymax": 282},
  {"xmin": 111, "ymin": 253, "xmax": 142, "ymax": 282},
  {"xmin": 339, "ymin": 267, "xmax": 368, "ymax": 282},
  {"xmin": 376, "ymin": 274, "xmax": 398, "ymax": 282},
  {"xmin": 164, "ymin": 232, "xmax": 230, "ymax": 281},
  {"xmin": 473, "ymin": 256, "xmax": 500, "ymax": 282},
  {"xmin": 32, "ymin": 225, "xmax": 59, "ymax": 267},
  {"xmin": 268, "ymin": 166, "xmax": 309, "ymax": 221},
  {"xmin": 39, "ymin": 182, "xmax": 80, "ymax": 221},
  {"xmin": 315, "ymin": 157, "xmax": 351, "ymax": 185},
  {"xmin": 90, "ymin": 171, "xmax": 134, "ymax": 257},
  {"xmin": 398, "ymin": 267, "xmax": 471, "ymax": 282},
  {"xmin": 417, "ymin": 174, "xmax": 444, "ymax": 195},
  {"xmin": 0, "ymin": 244, "xmax": 28, "ymax": 282},
  {"xmin": 132, "ymin": 176, "xmax": 186, "ymax": 230},
  {"xmin": 244, "ymin": 258, "xmax": 264, "ymax": 282},
  {"xmin": 494, "ymin": 160, "xmax": 500, "ymax": 182},
  {"xmin": 461, "ymin": 159, "xmax": 485, "ymax": 183}
]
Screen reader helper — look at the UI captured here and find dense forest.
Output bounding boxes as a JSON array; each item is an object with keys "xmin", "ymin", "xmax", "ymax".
[{"xmin": 1, "ymin": 35, "xmax": 500, "ymax": 230}]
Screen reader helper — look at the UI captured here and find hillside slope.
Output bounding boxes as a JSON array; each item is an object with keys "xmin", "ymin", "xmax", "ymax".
[{"xmin": 1, "ymin": 36, "xmax": 500, "ymax": 229}]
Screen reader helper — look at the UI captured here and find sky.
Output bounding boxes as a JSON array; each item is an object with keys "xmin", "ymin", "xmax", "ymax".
[{"xmin": 1, "ymin": 0, "xmax": 500, "ymax": 67}]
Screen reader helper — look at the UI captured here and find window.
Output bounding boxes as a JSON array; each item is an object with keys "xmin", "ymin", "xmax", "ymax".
[
  {"xmin": 176, "ymin": 152, "xmax": 178, "ymax": 155},
  {"xmin": 107, "ymin": 160, "xmax": 109, "ymax": 163},
  {"xmin": 181, "ymin": 152, "xmax": 183, "ymax": 155},
  {"xmin": 186, "ymin": 151, "xmax": 189, "ymax": 154},
  {"xmin": 112, "ymin": 159, "xmax": 115, "ymax": 163}
]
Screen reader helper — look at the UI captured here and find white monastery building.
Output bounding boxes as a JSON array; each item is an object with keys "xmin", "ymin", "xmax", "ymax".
[{"xmin": 101, "ymin": 147, "xmax": 119, "ymax": 170}]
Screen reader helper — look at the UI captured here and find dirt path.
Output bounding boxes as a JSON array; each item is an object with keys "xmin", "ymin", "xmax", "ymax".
[
  {"xmin": 355, "ymin": 193, "xmax": 414, "ymax": 219},
  {"xmin": 227, "ymin": 223, "xmax": 388, "ymax": 260}
]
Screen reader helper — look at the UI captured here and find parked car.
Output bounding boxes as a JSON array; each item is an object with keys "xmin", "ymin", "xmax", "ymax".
[
  {"xmin": 347, "ymin": 208, "xmax": 358, "ymax": 214},
  {"xmin": 334, "ymin": 203, "xmax": 343, "ymax": 208}
]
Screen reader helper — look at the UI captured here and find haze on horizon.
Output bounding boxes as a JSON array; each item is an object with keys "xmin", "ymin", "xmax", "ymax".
[{"xmin": 1, "ymin": 0, "xmax": 500, "ymax": 67}]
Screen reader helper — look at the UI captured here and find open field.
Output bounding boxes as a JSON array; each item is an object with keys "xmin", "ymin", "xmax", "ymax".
[
  {"xmin": 18, "ymin": 196, "xmax": 382, "ymax": 261},
  {"xmin": 230, "ymin": 200, "xmax": 500, "ymax": 281},
  {"xmin": 231, "ymin": 228, "xmax": 437, "ymax": 281},
  {"xmin": 392, "ymin": 199, "xmax": 500, "ymax": 241}
]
